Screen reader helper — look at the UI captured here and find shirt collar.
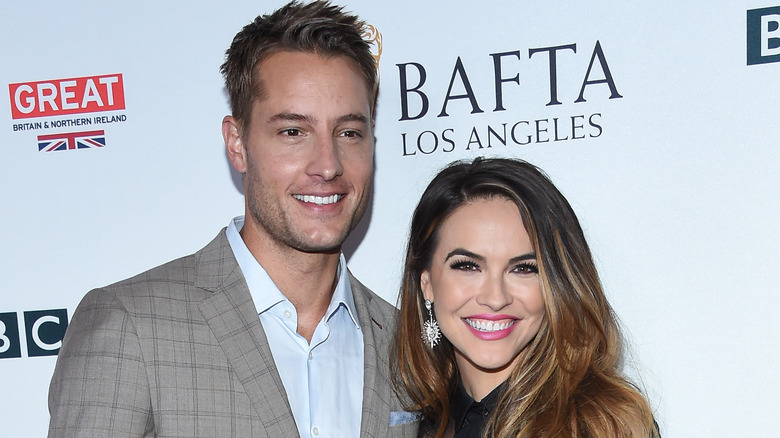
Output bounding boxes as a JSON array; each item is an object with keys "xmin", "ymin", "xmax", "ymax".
[
  {"xmin": 450, "ymin": 376, "xmax": 506, "ymax": 433},
  {"xmin": 327, "ymin": 253, "xmax": 361, "ymax": 329},
  {"xmin": 225, "ymin": 216, "xmax": 360, "ymax": 329}
]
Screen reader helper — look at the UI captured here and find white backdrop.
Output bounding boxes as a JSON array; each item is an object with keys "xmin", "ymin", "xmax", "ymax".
[{"xmin": 2, "ymin": 1, "xmax": 779, "ymax": 436}]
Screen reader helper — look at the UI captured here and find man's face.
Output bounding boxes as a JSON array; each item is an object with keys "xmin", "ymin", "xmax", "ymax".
[{"xmin": 224, "ymin": 51, "xmax": 374, "ymax": 254}]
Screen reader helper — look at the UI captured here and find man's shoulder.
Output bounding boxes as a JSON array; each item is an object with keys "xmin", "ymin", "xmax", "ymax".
[
  {"xmin": 96, "ymin": 229, "xmax": 232, "ymax": 304},
  {"xmin": 349, "ymin": 273, "xmax": 394, "ymax": 304},
  {"xmin": 348, "ymin": 271, "xmax": 398, "ymax": 325},
  {"xmin": 112, "ymin": 249, "xmax": 198, "ymax": 287}
]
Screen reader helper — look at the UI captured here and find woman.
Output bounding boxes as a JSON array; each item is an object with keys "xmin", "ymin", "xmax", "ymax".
[{"xmin": 392, "ymin": 157, "xmax": 659, "ymax": 438}]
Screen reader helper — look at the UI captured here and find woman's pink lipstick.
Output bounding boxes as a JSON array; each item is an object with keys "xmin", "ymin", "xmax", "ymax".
[{"xmin": 463, "ymin": 314, "xmax": 518, "ymax": 340}]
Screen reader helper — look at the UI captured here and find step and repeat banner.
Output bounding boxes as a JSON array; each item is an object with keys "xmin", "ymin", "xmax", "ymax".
[{"xmin": 2, "ymin": 1, "xmax": 779, "ymax": 436}]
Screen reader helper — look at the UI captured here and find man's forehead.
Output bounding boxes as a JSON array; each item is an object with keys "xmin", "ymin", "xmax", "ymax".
[{"xmin": 252, "ymin": 51, "xmax": 372, "ymax": 100}]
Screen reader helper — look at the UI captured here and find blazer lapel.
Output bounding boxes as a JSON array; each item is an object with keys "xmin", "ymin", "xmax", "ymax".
[
  {"xmin": 350, "ymin": 272, "xmax": 396, "ymax": 437},
  {"xmin": 195, "ymin": 231, "xmax": 300, "ymax": 437}
]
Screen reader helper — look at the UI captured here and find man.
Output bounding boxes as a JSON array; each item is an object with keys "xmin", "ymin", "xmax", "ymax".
[{"xmin": 47, "ymin": 2, "xmax": 417, "ymax": 437}]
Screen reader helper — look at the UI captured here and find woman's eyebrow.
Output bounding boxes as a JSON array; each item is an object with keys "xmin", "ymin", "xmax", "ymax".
[{"xmin": 444, "ymin": 248, "xmax": 484, "ymax": 262}]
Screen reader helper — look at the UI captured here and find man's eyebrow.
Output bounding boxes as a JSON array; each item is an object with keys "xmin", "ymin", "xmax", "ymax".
[
  {"xmin": 266, "ymin": 113, "xmax": 368, "ymax": 126},
  {"xmin": 267, "ymin": 112, "xmax": 314, "ymax": 124},
  {"xmin": 336, "ymin": 113, "xmax": 369, "ymax": 125}
]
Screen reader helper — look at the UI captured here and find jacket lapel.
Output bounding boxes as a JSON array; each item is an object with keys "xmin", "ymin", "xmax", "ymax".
[
  {"xmin": 194, "ymin": 231, "xmax": 300, "ymax": 437},
  {"xmin": 350, "ymin": 273, "xmax": 395, "ymax": 437}
]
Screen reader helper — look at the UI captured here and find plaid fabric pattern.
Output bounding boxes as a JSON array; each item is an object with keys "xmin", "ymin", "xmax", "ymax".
[{"xmin": 48, "ymin": 230, "xmax": 418, "ymax": 437}]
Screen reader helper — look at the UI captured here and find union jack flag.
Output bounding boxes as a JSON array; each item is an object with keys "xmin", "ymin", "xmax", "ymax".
[{"xmin": 37, "ymin": 130, "xmax": 106, "ymax": 152}]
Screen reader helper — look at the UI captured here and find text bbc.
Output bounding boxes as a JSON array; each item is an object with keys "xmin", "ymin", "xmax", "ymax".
[{"xmin": 0, "ymin": 310, "xmax": 68, "ymax": 359}]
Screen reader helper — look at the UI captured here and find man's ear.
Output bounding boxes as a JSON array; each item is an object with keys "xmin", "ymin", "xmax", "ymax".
[
  {"xmin": 223, "ymin": 115, "xmax": 247, "ymax": 173},
  {"xmin": 420, "ymin": 271, "xmax": 433, "ymax": 302}
]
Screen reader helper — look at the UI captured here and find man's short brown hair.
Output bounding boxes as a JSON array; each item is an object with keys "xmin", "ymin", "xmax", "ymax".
[{"xmin": 220, "ymin": 1, "xmax": 378, "ymax": 133}]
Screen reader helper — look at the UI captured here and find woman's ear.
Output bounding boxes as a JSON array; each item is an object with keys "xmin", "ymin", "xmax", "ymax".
[{"xmin": 420, "ymin": 271, "xmax": 433, "ymax": 302}]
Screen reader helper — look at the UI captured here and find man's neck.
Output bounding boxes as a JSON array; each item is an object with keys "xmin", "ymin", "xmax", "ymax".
[{"xmin": 240, "ymin": 223, "xmax": 341, "ymax": 342}]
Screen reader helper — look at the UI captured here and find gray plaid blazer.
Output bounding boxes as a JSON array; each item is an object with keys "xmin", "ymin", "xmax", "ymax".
[{"xmin": 48, "ymin": 230, "xmax": 418, "ymax": 437}]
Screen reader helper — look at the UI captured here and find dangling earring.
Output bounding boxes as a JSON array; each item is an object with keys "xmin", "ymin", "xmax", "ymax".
[{"xmin": 422, "ymin": 299, "xmax": 441, "ymax": 348}]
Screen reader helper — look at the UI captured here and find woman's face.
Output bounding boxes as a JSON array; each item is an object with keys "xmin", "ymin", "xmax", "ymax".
[{"xmin": 421, "ymin": 198, "xmax": 545, "ymax": 397}]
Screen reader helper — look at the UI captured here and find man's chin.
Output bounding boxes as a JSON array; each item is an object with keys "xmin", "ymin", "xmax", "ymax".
[
  {"xmin": 290, "ymin": 231, "xmax": 349, "ymax": 255},
  {"xmin": 299, "ymin": 246, "xmax": 341, "ymax": 255}
]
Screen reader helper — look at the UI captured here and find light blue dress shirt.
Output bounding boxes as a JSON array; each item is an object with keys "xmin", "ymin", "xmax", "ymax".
[{"xmin": 226, "ymin": 217, "xmax": 364, "ymax": 438}]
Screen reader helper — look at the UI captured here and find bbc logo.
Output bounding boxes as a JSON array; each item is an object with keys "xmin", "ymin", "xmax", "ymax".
[
  {"xmin": 747, "ymin": 6, "xmax": 780, "ymax": 65},
  {"xmin": 0, "ymin": 310, "xmax": 68, "ymax": 359}
]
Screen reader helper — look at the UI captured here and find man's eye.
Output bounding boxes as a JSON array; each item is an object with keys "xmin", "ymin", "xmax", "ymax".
[
  {"xmin": 340, "ymin": 130, "xmax": 361, "ymax": 138},
  {"xmin": 281, "ymin": 128, "xmax": 302, "ymax": 136}
]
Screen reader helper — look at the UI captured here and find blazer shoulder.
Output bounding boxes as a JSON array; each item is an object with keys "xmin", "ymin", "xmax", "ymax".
[
  {"xmin": 348, "ymin": 272, "xmax": 400, "ymax": 341},
  {"xmin": 95, "ymin": 229, "xmax": 234, "ymax": 309},
  {"xmin": 349, "ymin": 273, "xmax": 397, "ymax": 317}
]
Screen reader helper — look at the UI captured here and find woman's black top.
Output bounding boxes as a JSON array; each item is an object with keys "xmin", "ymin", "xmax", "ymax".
[
  {"xmin": 418, "ymin": 379, "xmax": 506, "ymax": 438},
  {"xmin": 417, "ymin": 379, "xmax": 660, "ymax": 437}
]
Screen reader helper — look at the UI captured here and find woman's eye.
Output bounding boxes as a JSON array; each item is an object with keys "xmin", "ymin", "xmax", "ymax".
[
  {"xmin": 513, "ymin": 263, "xmax": 539, "ymax": 274},
  {"xmin": 450, "ymin": 260, "xmax": 479, "ymax": 271}
]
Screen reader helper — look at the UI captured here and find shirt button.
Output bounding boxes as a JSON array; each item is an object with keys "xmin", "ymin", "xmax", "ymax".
[
  {"xmin": 308, "ymin": 352, "xmax": 313, "ymax": 361},
  {"xmin": 283, "ymin": 310, "xmax": 292, "ymax": 318},
  {"xmin": 311, "ymin": 426, "xmax": 319, "ymax": 436}
]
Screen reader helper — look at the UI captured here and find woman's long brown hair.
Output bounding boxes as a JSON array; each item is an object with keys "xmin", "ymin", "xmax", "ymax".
[{"xmin": 391, "ymin": 157, "xmax": 658, "ymax": 438}]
